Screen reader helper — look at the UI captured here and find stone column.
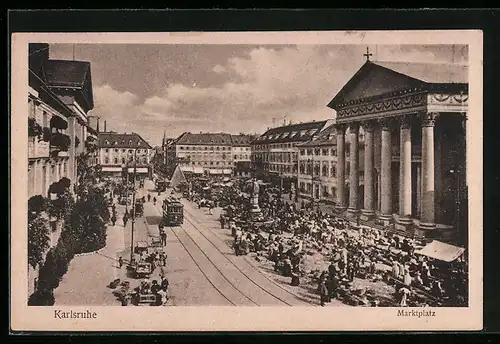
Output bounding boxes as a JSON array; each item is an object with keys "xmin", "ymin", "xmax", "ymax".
[
  {"xmin": 335, "ymin": 124, "xmax": 347, "ymax": 211},
  {"xmin": 379, "ymin": 119, "xmax": 393, "ymax": 223},
  {"xmin": 347, "ymin": 123, "xmax": 360, "ymax": 218},
  {"xmin": 419, "ymin": 113, "xmax": 438, "ymax": 230},
  {"xmin": 361, "ymin": 121, "xmax": 375, "ymax": 220},
  {"xmin": 398, "ymin": 116, "xmax": 413, "ymax": 225}
]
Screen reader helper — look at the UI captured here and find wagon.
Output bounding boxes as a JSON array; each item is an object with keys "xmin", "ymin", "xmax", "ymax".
[
  {"xmin": 132, "ymin": 262, "xmax": 152, "ymax": 279},
  {"xmin": 134, "ymin": 241, "xmax": 149, "ymax": 254}
]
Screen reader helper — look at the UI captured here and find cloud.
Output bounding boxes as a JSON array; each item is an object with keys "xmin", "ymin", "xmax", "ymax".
[
  {"xmin": 212, "ymin": 64, "xmax": 226, "ymax": 73},
  {"xmin": 90, "ymin": 44, "xmax": 468, "ymax": 146}
]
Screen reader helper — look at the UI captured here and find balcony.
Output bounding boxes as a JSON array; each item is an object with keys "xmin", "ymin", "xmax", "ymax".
[
  {"xmin": 50, "ymin": 132, "xmax": 71, "ymax": 158},
  {"xmin": 28, "ymin": 137, "xmax": 50, "ymax": 159}
]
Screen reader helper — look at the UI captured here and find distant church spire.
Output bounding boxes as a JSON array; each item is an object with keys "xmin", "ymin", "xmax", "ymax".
[
  {"xmin": 162, "ymin": 129, "xmax": 166, "ymax": 146},
  {"xmin": 364, "ymin": 47, "xmax": 373, "ymax": 61}
]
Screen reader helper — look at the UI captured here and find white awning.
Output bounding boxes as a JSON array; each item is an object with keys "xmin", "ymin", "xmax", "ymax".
[
  {"xmin": 180, "ymin": 166, "xmax": 194, "ymax": 172},
  {"xmin": 193, "ymin": 167, "xmax": 204, "ymax": 174},
  {"xmin": 102, "ymin": 166, "xmax": 123, "ymax": 172},
  {"xmin": 415, "ymin": 240, "xmax": 465, "ymax": 262}
]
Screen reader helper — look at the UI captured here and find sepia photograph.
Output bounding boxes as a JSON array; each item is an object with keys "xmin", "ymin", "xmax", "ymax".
[{"xmin": 10, "ymin": 30, "xmax": 483, "ymax": 331}]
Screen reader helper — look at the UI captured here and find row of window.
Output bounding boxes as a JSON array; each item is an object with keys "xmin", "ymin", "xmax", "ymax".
[
  {"xmin": 187, "ymin": 161, "xmax": 233, "ymax": 166},
  {"xmin": 28, "ymin": 160, "xmax": 69, "ymax": 198},
  {"xmin": 178, "ymin": 145, "xmax": 240, "ymax": 151},
  {"xmin": 253, "ymin": 143, "xmax": 295, "ymax": 150},
  {"xmin": 300, "ymin": 148, "xmax": 338, "ymax": 156},
  {"xmin": 299, "ymin": 163, "xmax": 337, "ymax": 177},
  {"xmin": 299, "ymin": 183, "xmax": 337, "ymax": 198},
  {"xmin": 253, "ymin": 153, "xmax": 298, "ymax": 163},
  {"xmin": 104, "ymin": 157, "xmax": 149, "ymax": 165},
  {"xmin": 104, "ymin": 148, "xmax": 148, "ymax": 154},
  {"xmin": 267, "ymin": 164, "xmax": 297, "ymax": 173},
  {"xmin": 104, "ymin": 139, "xmax": 143, "ymax": 146}
]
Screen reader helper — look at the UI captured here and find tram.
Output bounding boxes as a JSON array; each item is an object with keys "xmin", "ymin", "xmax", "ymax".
[{"xmin": 162, "ymin": 197, "xmax": 184, "ymax": 226}]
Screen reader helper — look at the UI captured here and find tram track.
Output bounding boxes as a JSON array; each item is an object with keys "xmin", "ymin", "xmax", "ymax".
[
  {"xmin": 148, "ymin": 201, "xmax": 257, "ymax": 306},
  {"xmin": 180, "ymin": 205, "xmax": 310, "ymax": 306}
]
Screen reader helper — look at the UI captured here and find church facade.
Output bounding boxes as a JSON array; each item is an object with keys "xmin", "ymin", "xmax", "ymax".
[{"xmin": 327, "ymin": 59, "xmax": 468, "ymax": 243}]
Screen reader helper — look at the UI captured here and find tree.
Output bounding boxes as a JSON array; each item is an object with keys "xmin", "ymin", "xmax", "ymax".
[
  {"xmin": 28, "ymin": 213, "xmax": 50, "ymax": 269},
  {"xmin": 48, "ymin": 188, "xmax": 74, "ymax": 222}
]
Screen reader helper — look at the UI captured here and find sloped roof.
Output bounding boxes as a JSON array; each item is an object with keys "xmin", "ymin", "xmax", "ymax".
[
  {"xmin": 328, "ymin": 60, "xmax": 468, "ymax": 109},
  {"xmin": 375, "ymin": 61, "xmax": 468, "ymax": 84},
  {"xmin": 176, "ymin": 132, "xmax": 233, "ymax": 145},
  {"xmin": 169, "ymin": 165, "xmax": 188, "ymax": 189},
  {"xmin": 253, "ymin": 120, "xmax": 328, "ymax": 144},
  {"xmin": 231, "ymin": 134, "xmax": 253, "ymax": 146},
  {"xmin": 297, "ymin": 123, "xmax": 337, "ymax": 147},
  {"xmin": 98, "ymin": 132, "xmax": 152, "ymax": 149},
  {"xmin": 42, "ymin": 59, "xmax": 95, "ymax": 111}
]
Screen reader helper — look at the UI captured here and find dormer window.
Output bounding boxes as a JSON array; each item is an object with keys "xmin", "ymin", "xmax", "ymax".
[
  {"xmin": 129, "ymin": 140, "xmax": 133, "ymax": 145},
  {"xmin": 113, "ymin": 141, "xmax": 117, "ymax": 145},
  {"xmin": 105, "ymin": 140, "xmax": 110, "ymax": 145}
]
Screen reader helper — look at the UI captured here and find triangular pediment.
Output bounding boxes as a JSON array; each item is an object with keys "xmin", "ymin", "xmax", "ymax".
[{"xmin": 328, "ymin": 61, "xmax": 426, "ymax": 109}]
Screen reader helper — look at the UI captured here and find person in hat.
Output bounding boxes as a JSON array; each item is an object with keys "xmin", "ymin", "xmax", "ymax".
[{"xmin": 319, "ymin": 279, "xmax": 329, "ymax": 307}]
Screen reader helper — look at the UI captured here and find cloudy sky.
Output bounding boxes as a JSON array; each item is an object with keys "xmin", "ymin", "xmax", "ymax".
[{"xmin": 49, "ymin": 43, "xmax": 467, "ymax": 147}]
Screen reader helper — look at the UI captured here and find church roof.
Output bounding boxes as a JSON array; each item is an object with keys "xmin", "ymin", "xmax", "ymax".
[
  {"xmin": 328, "ymin": 60, "xmax": 468, "ymax": 109},
  {"xmin": 99, "ymin": 132, "xmax": 152, "ymax": 149},
  {"xmin": 374, "ymin": 61, "xmax": 468, "ymax": 84}
]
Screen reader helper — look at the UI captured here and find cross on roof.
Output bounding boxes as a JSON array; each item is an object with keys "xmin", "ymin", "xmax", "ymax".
[{"xmin": 364, "ymin": 47, "xmax": 373, "ymax": 61}]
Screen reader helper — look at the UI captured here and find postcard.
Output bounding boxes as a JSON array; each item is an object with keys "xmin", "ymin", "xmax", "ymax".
[{"xmin": 11, "ymin": 29, "xmax": 483, "ymax": 331}]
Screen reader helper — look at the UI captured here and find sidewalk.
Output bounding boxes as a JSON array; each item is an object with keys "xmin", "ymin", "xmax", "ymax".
[{"xmin": 53, "ymin": 218, "xmax": 126, "ymax": 305}]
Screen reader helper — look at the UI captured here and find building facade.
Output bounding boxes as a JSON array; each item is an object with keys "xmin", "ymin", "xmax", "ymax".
[
  {"xmin": 174, "ymin": 132, "xmax": 234, "ymax": 176},
  {"xmin": 27, "ymin": 43, "xmax": 95, "ymax": 296},
  {"xmin": 231, "ymin": 134, "xmax": 252, "ymax": 165},
  {"xmin": 28, "ymin": 43, "xmax": 95, "ymax": 199},
  {"xmin": 98, "ymin": 132, "xmax": 153, "ymax": 178},
  {"xmin": 251, "ymin": 120, "xmax": 334, "ymax": 190},
  {"xmin": 297, "ymin": 124, "xmax": 365, "ymax": 205},
  {"xmin": 327, "ymin": 60, "xmax": 468, "ymax": 242}
]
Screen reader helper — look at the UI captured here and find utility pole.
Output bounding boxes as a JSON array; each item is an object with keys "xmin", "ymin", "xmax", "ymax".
[
  {"xmin": 129, "ymin": 149, "xmax": 137, "ymax": 266},
  {"xmin": 125, "ymin": 165, "xmax": 129, "ymax": 213}
]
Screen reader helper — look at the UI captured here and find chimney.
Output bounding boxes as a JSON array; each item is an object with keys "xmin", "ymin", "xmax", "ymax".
[
  {"xmin": 97, "ymin": 118, "xmax": 100, "ymax": 132},
  {"xmin": 104, "ymin": 121, "xmax": 107, "ymax": 132}
]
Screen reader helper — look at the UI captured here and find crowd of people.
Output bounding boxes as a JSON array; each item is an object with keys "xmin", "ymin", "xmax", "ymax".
[{"xmin": 181, "ymin": 175, "xmax": 469, "ymax": 308}]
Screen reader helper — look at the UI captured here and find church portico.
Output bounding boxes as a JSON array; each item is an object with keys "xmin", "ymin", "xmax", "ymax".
[{"xmin": 327, "ymin": 58, "xmax": 468, "ymax": 242}]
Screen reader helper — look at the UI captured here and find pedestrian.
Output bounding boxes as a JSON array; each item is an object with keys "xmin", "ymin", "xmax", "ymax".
[
  {"xmin": 111, "ymin": 214, "xmax": 117, "ymax": 226},
  {"xmin": 123, "ymin": 213, "xmax": 129, "ymax": 227},
  {"xmin": 399, "ymin": 286, "xmax": 411, "ymax": 307},
  {"xmin": 220, "ymin": 215, "xmax": 226, "ymax": 229},
  {"xmin": 153, "ymin": 197, "xmax": 157, "ymax": 206},
  {"xmin": 147, "ymin": 194, "xmax": 151, "ymax": 202},
  {"xmin": 160, "ymin": 229, "xmax": 167, "ymax": 246},
  {"xmin": 161, "ymin": 252, "xmax": 167, "ymax": 267},
  {"xmin": 319, "ymin": 279, "xmax": 329, "ymax": 307},
  {"xmin": 118, "ymin": 256, "xmax": 123, "ymax": 268}
]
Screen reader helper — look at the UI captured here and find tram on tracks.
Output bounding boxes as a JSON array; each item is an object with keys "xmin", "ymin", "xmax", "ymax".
[{"xmin": 162, "ymin": 196, "xmax": 184, "ymax": 226}]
